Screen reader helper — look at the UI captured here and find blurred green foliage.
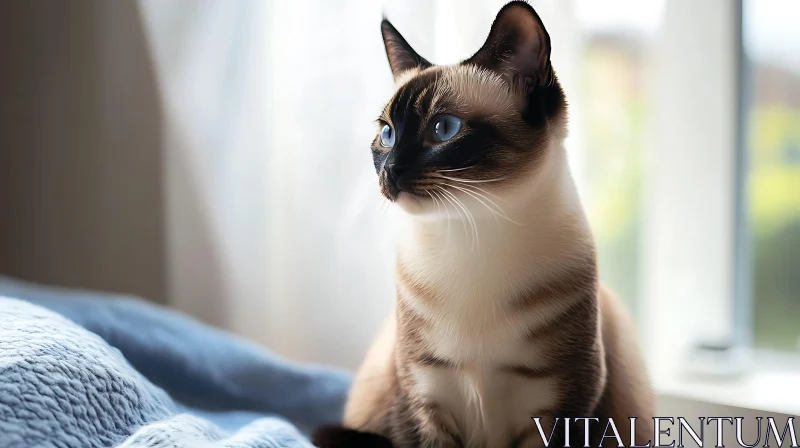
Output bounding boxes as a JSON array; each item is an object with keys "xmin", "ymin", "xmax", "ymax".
[
  {"xmin": 581, "ymin": 44, "xmax": 644, "ymax": 314},
  {"xmin": 750, "ymin": 106, "xmax": 800, "ymax": 351},
  {"xmin": 583, "ymin": 43, "xmax": 800, "ymax": 351}
]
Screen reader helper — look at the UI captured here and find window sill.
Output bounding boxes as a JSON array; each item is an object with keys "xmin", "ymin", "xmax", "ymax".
[{"xmin": 654, "ymin": 368, "xmax": 800, "ymax": 416}]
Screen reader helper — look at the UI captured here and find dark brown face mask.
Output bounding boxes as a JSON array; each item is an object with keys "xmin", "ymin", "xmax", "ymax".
[{"xmin": 372, "ymin": 1, "xmax": 567, "ymax": 202}]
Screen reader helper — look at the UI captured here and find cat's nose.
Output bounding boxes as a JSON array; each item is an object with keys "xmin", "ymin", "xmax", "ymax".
[{"xmin": 384, "ymin": 163, "xmax": 407, "ymax": 186}]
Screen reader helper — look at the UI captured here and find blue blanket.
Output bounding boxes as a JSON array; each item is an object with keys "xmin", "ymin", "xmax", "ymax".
[{"xmin": 0, "ymin": 276, "xmax": 352, "ymax": 447}]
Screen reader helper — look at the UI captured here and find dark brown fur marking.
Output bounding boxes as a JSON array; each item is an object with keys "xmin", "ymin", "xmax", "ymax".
[
  {"xmin": 510, "ymin": 252, "xmax": 597, "ymax": 312},
  {"xmin": 416, "ymin": 352, "xmax": 454, "ymax": 368},
  {"xmin": 523, "ymin": 291, "xmax": 595, "ymax": 342},
  {"xmin": 396, "ymin": 260, "xmax": 437, "ymax": 303},
  {"xmin": 500, "ymin": 364, "xmax": 555, "ymax": 379},
  {"xmin": 312, "ymin": 425, "xmax": 394, "ymax": 448}
]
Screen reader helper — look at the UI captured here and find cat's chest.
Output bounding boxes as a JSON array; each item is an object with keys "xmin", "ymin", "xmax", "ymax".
[
  {"xmin": 415, "ymin": 309, "xmax": 547, "ymax": 365},
  {"xmin": 409, "ymin": 364, "xmax": 559, "ymax": 447},
  {"xmin": 405, "ymin": 314, "xmax": 560, "ymax": 446}
]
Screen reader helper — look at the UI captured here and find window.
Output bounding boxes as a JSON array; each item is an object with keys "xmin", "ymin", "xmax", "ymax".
[
  {"xmin": 574, "ymin": 0, "xmax": 665, "ymax": 314},
  {"xmin": 573, "ymin": 0, "xmax": 799, "ymax": 395},
  {"xmin": 745, "ymin": 0, "xmax": 800, "ymax": 353},
  {"xmin": 646, "ymin": 0, "xmax": 800, "ymax": 411}
]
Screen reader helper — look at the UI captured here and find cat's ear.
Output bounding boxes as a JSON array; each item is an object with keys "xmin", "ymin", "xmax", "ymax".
[
  {"xmin": 465, "ymin": 1, "xmax": 552, "ymax": 89},
  {"xmin": 381, "ymin": 19, "xmax": 432, "ymax": 79}
]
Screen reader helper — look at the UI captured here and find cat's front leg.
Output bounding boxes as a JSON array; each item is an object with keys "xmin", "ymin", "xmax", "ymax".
[
  {"xmin": 416, "ymin": 403, "xmax": 463, "ymax": 448},
  {"xmin": 392, "ymin": 399, "xmax": 462, "ymax": 448}
]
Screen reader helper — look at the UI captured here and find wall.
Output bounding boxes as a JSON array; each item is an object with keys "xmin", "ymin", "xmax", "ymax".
[{"xmin": 0, "ymin": 1, "xmax": 167, "ymax": 303}]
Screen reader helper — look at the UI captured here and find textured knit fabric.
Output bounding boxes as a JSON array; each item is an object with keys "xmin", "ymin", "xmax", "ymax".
[{"xmin": 0, "ymin": 277, "xmax": 351, "ymax": 448}]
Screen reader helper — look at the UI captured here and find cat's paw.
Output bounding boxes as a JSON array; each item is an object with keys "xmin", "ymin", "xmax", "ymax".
[{"xmin": 311, "ymin": 425, "xmax": 394, "ymax": 448}]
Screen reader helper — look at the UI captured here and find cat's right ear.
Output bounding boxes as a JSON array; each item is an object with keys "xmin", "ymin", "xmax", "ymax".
[
  {"xmin": 381, "ymin": 19, "xmax": 432, "ymax": 79},
  {"xmin": 465, "ymin": 1, "xmax": 553, "ymax": 90}
]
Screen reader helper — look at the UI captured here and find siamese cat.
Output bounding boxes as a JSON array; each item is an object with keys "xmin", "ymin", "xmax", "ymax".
[{"xmin": 314, "ymin": 2, "xmax": 654, "ymax": 447}]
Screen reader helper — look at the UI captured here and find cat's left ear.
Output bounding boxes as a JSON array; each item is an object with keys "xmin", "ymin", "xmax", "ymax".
[
  {"xmin": 381, "ymin": 19, "xmax": 432, "ymax": 79},
  {"xmin": 465, "ymin": 1, "xmax": 553, "ymax": 90}
]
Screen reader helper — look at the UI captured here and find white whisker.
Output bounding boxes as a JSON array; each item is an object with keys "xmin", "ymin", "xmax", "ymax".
[
  {"xmin": 431, "ymin": 189, "xmax": 451, "ymax": 245},
  {"xmin": 436, "ymin": 175, "xmax": 506, "ymax": 184},
  {"xmin": 437, "ymin": 187, "xmax": 469, "ymax": 247},
  {"xmin": 442, "ymin": 183, "xmax": 500, "ymax": 224},
  {"xmin": 440, "ymin": 187, "xmax": 479, "ymax": 251},
  {"xmin": 435, "ymin": 166, "xmax": 476, "ymax": 173},
  {"xmin": 443, "ymin": 183, "xmax": 524, "ymax": 226},
  {"xmin": 460, "ymin": 195, "xmax": 479, "ymax": 251},
  {"xmin": 427, "ymin": 190, "xmax": 447, "ymax": 241},
  {"xmin": 427, "ymin": 190, "xmax": 441, "ymax": 215},
  {"xmin": 377, "ymin": 196, "xmax": 391, "ymax": 214},
  {"xmin": 446, "ymin": 181, "xmax": 504, "ymax": 201}
]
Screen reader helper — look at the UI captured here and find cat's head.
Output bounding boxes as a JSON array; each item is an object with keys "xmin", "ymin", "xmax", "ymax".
[{"xmin": 373, "ymin": 1, "xmax": 567, "ymax": 216}]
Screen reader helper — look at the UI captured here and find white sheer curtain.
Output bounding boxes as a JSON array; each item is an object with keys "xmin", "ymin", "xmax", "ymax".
[{"xmin": 137, "ymin": 0, "xmax": 582, "ymax": 369}]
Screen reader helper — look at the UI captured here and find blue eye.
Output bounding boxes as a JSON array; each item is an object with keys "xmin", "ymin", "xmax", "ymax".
[
  {"xmin": 380, "ymin": 124, "xmax": 395, "ymax": 148},
  {"xmin": 432, "ymin": 115, "xmax": 462, "ymax": 142}
]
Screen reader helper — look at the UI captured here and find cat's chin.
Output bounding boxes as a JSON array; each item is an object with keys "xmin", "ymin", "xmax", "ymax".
[{"xmin": 395, "ymin": 191, "xmax": 437, "ymax": 216}]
